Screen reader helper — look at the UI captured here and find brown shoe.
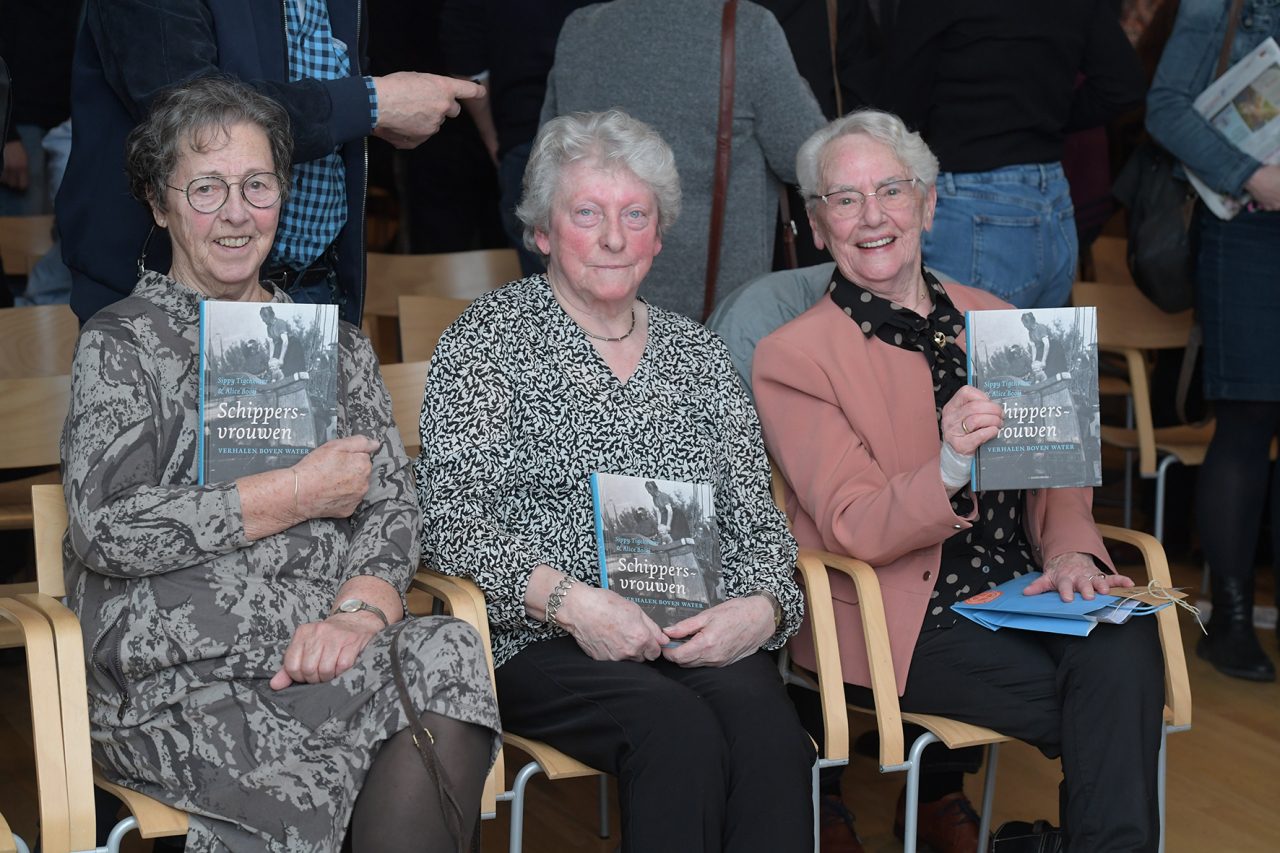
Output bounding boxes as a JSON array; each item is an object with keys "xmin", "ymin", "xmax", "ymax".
[
  {"xmin": 893, "ymin": 788, "xmax": 981, "ymax": 853},
  {"xmin": 819, "ymin": 794, "xmax": 867, "ymax": 853}
]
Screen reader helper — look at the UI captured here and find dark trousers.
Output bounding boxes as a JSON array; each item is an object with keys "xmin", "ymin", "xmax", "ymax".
[
  {"xmin": 846, "ymin": 618, "xmax": 1165, "ymax": 853},
  {"xmin": 496, "ymin": 637, "xmax": 815, "ymax": 853}
]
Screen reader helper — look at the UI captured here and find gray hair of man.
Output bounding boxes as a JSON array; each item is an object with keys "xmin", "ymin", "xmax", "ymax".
[
  {"xmin": 795, "ymin": 109, "xmax": 939, "ymax": 210},
  {"xmin": 125, "ymin": 75, "xmax": 293, "ymax": 214},
  {"xmin": 516, "ymin": 109, "xmax": 682, "ymax": 258}
]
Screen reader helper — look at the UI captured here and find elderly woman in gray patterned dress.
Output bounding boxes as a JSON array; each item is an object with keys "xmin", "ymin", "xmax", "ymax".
[
  {"xmin": 61, "ymin": 77, "xmax": 499, "ymax": 853},
  {"xmin": 417, "ymin": 110, "xmax": 814, "ymax": 853}
]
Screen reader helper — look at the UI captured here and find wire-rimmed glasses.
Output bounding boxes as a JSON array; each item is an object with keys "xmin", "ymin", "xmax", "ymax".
[
  {"xmin": 811, "ymin": 178, "xmax": 919, "ymax": 219},
  {"xmin": 166, "ymin": 172, "xmax": 283, "ymax": 214}
]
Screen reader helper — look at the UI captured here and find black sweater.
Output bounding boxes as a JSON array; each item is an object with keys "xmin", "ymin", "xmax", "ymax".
[{"xmin": 871, "ymin": 0, "xmax": 1144, "ymax": 172}]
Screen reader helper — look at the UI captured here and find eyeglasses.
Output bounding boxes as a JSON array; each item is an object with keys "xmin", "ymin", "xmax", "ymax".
[
  {"xmin": 811, "ymin": 178, "xmax": 919, "ymax": 219},
  {"xmin": 166, "ymin": 172, "xmax": 283, "ymax": 214}
]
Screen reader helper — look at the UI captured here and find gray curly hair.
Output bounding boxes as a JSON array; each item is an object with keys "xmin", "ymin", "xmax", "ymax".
[
  {"xmin": 516, "ymin": 110, "xmax": 681, "ymax": 258},
  {"xmin": 795, "ymin": 109, "xmax": 939, "ymax": 209}
]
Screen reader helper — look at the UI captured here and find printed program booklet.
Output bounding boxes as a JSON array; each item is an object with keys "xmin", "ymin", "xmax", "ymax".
[
  {"xmin": 965, "ymin": 306, "xmax": 1101, "ymax": 492},
  {"xmin": 198, "ymin": 301, "xmax": 339, "ymax": 483},
  {"xmin": 952, "ymin": 572, "xmax": 1176, "ymax": 637},
  {"xmin": 589, "ymin": 473, "xmax": 724, "ymax": 629}
]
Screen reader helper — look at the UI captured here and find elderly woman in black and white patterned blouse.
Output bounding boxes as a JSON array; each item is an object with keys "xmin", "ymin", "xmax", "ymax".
[{"xmin": 418, "ymin": 109, "xmax": 814, "ymax": 852}]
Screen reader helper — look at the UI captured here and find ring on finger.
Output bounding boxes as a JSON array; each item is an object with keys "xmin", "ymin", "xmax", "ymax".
[
  {"xmin": 961, "ymin": 418, "xmax": 970, "ymax": 434},
  {"xmin": 1085, "ymin": 572, "xmax": 1107, "ymax": 581}
]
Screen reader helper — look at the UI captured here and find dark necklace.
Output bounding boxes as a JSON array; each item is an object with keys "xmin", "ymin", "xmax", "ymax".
[{"xmin": 578, "ymin": 305, "xmax": 637, "ymax": 342}]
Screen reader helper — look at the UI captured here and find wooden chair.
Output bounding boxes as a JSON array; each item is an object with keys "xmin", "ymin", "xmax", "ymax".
[
  {"xmin": 379, "ymin": 360, "xmax": 430, "ymax": 457},
  {"xmin": 0, "ymin": 305, "xmax": 79, "ymax": 379},
  {"xmin": 18, "ymin": 484, "xmax": 190, "ymax": 853},
  {"xmin": 411, "ymin": 569, "xmax": 611, "ymax": 853},
  {"xmin": 1072, "ymin": 280, "xmax": 1213, "ymax": 542},
  {"xmin": 778, "ymin": 466, "xmax": 1193, "ymax": 852},
  {"xmin": 363, "ymin": 249, "xmax": 516, "ymax": 361},
  {"xmin": 397, "ymin": 295, "xmax": 472, "ymax": 363},
  {"xmin": 0, "ymin": 215, "xmax": 55, "ymax": 277},
  {"xmin": 0, "ymin": 375, "xmax": 71, "ymax": 649},
  {"xmin": 0, "ymin": 810, "xmax": 31, "ymax": 853}
]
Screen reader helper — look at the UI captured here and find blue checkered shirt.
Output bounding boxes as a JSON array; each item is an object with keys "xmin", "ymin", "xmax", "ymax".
[{"xmin": 271, "ymin": 0, "xmax": 378, "ymax": 271}]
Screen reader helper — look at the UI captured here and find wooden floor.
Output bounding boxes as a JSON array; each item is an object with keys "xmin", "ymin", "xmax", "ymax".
[{"xmin": 2, "ymin": 554, "xmax": 1276, "ymax": 852}]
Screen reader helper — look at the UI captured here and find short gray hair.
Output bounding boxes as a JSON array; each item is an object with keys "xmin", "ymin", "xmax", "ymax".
[
  {"xmin": 516, "ymin": 110, "xmax": 681, "ymax": 257},
  {"xmin": 796, "ymin": 109, "xmax": 939, "ymax": 209},
  {"xmin": 125, "ymin": 75, "xmax": 292, "ymax": 214}
]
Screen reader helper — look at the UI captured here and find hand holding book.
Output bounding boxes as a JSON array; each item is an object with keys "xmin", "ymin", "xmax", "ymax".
[{"xmin": 661, "ymin": 595, "xmax": 777, "ymax": 668}]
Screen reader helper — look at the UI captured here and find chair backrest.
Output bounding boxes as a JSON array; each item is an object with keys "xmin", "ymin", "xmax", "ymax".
[
  {"xmin": 379, "ymin": 360, "xmax": 430, "ymax": 457},
  {"xmin": 0, "ymin": 214, "xmax": 55, "ymax": 276},
  {"xmin": 397, "ymin": 295, "xmax": 471, "ymax": 363},
  {"xmin": 0, "ymin": 375, "xmax": 71, "ymax": 470},
  {"xmin": 0, "ymin": 304, "xmax": 79, "ymax": 378},
  {"xmin": 32, "ymin": 484, "xmax": 68, "ymax": 598},
  {"xmin": 1087, "ymin": 235, "xmax": 1136, "ymax": 288},
  {"xmin": 363, "ymin": 249, "xmax": 518, "ymax": 318},
  {"xmin": 1072, "ymin": 280, "xmax": 1194, "ymax": 351}
]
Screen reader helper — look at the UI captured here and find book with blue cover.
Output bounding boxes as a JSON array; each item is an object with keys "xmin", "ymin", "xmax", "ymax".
[
  {"xmin": 589, "ymin": 473, "xmax": 724, "ymax": 629},
  {"xmin": 951, "ymin": 572, "xmax": 1173, "ymax": 636},
  {"xmin": 198, "ymin": 301, "xmax": 339, "ymax": 484}
]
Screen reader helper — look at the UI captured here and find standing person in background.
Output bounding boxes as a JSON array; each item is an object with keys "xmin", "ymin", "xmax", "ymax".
[
  {"xmin": 869, "ymin": 0, "xmax": 1145, "ymax": 308},
  {"xmin": 1146, "ymin": 0, "xmax": 1280, "ymax": 683},
  {"xmin": 540, "ymin": 0, "xmax": 825, "ymax": 319},
  {"xmin": 59, "ymin": 0, "xmax": 484, "ymax": 326},
  {"xmin": 0, "ymin": 0, "xmax": 79, "ymax": 216},
  {"xmin": 441, "ymin": 0, "xmax": 595, "ymax": 276}
]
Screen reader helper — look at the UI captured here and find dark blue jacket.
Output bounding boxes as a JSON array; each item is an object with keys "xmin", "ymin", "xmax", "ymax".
[{"xmin": 58, "ymin": 0, "xmax": 371, "ymax": 324}]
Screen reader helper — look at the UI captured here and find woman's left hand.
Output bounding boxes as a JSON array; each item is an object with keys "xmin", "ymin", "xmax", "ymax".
[
  {"xmin": 269, "ymin": 612, "xmax": 382, "ymax": 690},
  {"xmin": 662, "ymin": 595, "xmax": 776, "ymax": 668},
  {"xmin": 1023, "ymin": 551, "xmax": 1135, "ymax": 602}
]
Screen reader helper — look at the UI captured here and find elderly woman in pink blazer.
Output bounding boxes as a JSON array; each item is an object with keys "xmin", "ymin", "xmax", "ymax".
[{"xmin": 753, "ymin": 110, "xmax": 1166, "ymax": 853}]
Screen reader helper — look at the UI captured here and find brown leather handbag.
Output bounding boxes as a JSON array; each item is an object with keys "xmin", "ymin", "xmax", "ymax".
[{"xmin": 702, "ymin": 0, "xmax": 739, "ymax": 321}]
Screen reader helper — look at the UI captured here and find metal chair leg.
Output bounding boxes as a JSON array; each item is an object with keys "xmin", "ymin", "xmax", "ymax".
[
  {"xmin": 105, "ymin": 815, "xmax": 139, "ymax": 853},
  {"xmin": 1158, "ymin": 726, "xmax": 1168, "ymax": 853},
  {"xmin": 1153, "ymin": 455, "xmax": 1177, "ymax": 543},
  {"xmin": 903, "ymin": 731, "xmax": 939, "ymax": 853},
  {"xmin": 977, "ymin": 743, "xmax": 1000, "ymax": 853},
  {"xmin": 596, "ymin": 774, "xmax": 610, "ymax": 838},
  {"xmin": 508, "ymin": 762, "xmax": 545, "ymax": 853}
]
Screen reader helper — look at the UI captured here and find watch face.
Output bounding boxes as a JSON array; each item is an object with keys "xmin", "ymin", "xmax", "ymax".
[{"xmin": 339, "ymin": 599, "xmax": 361, "ymax": 613}]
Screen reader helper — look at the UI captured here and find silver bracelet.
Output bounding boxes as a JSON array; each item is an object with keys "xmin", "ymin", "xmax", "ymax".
[{"xmin": 545, "ymin": 575, "xmax": 577, "ymax": 626}]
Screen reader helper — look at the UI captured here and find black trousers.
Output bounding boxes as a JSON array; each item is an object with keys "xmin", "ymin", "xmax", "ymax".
[
  {"xmin": 496, "ymin": 637, "xmax": 816, "ymax": 853},
  {"xmin": 845, "ymin": 618, "xmax": 1165, "ymax": 853}
]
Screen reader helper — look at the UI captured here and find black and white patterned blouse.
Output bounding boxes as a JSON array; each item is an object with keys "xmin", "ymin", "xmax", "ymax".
[
  {"xmin": 828, "ymin": 268, "xmax": 1035, "ymax": 630},
  {"xmin": 417, "ymin": 276, "xmax": 802, "ymax": 668}
]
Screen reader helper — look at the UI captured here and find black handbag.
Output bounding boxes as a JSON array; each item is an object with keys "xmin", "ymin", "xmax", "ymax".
[
  {"xmin": 1111, "ymin": 141, "xmax": 1198, "ymax": 313},
  {"xmin": 990, "ymin": 819, "xmax": 1065, "ymax": 853}
]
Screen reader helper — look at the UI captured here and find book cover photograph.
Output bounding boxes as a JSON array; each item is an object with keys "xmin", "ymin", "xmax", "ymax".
[
  {"xmin": 199, "ymin": 302, "xmax": 340, "ymax": 484},
  {"xmin": 965, "ymin": 307, "xmax": 1101, "ymax": 492},
  {"xmin": 589, "ymin": 473, "xmax": 724, "ymax": 629}
]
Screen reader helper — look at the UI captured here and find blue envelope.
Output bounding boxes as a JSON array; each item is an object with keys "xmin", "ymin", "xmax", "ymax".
[{"xmin": 951, "ymin": 572, "xmax": 1169, "ymax": 635}]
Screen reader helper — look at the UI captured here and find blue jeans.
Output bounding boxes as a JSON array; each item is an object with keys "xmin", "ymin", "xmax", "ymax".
[{"xmin": 923, "ymin": 163, "xmax": 1077, "ymax": 309}]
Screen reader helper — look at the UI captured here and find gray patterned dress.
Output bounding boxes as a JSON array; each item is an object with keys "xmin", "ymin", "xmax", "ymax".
[{"xmin": 62, "ymin": 271, "xmax": 500, "ymax": 852}]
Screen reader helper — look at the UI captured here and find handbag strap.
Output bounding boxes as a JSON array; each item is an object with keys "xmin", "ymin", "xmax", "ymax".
[
  {"xmin": 1217, "ymin": 0, "xmax": 1246, "ymax": 79},
  {"xmin": 827, "ymin": 0, "xmax": 844, "ymax": 118},
  {"xmin": 390, "ymin": 623, "xmax": 466, "ymax": 850},
  {"xmin": 703, "ymin": 0, "xmax": 739, "ymax": 322}
]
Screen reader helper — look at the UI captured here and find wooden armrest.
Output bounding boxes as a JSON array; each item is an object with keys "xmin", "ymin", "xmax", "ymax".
[
  {"xmin": 797, "ymin": 548, "xmax": 906, "ymax": 769},
  {"xmin": 410, "ymin": 570, "xmax": 502, "ymax": 816},
  {"xmin": 793, "ymin": 553, "xmax": 849, "ymax": 764},
  {"xmin": 0, "ymin": 597, "xmax": 72, "ymax": 853},
  {"xmin": 1095, "ymin": 526, "xmax": 1192, "ymax": 730}
]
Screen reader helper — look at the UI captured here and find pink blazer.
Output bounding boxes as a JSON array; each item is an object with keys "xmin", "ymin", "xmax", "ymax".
[{"xmin": 753, "ymin": 282, "xmax": 1111, "ymax": 695}]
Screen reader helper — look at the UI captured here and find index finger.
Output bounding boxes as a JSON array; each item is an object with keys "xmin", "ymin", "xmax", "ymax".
[
  {"xmin": 330, "ymin": 434, "xmax": 381, "ymax": 453},
  {"xmin": 448, "ymin": 77, "xmax": 487, "ymax": 101}
]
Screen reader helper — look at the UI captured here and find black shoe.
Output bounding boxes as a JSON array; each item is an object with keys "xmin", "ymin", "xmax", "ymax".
[{"xmin": 1197, "ymin": 627, "xmax": 1275, "ymax": 681}]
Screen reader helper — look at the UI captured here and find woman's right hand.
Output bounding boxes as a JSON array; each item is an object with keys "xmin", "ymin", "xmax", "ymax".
[
  {"xmin": 1245, "ymin": 164, "xmax": 1280, "ymax": 211},
  {"xmin": 293, "ymin": 435, "xmax": 379, "ymax": 520},
  {"xmin": 940, "ymin": 385, "xmax": 1004, "ymax": 457},
  {"xmin": 555, "ymin": 585, "xmax": 670, "ymax": 662}
]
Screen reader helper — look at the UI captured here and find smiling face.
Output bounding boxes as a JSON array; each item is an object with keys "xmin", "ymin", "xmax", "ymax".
[
  {"xmin": 534, "ymin": 160, "xmax": 662, "ymax": 312},
  {"xmin": 152, "ymin": 121, "xmax": 280, "ymax": 300},
  {"xmin": 808, "ymin": 133, "xmax": 936, "ymax": 303}
]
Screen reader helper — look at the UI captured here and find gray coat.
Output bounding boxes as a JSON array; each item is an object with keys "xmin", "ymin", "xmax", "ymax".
[
  {"xmin": 541, "ymin": 0, "xmax": 826, "ymax": 319},
  {"xmin": 62, "ymin": 272, "xmax": 499, "ymax": 852}
]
